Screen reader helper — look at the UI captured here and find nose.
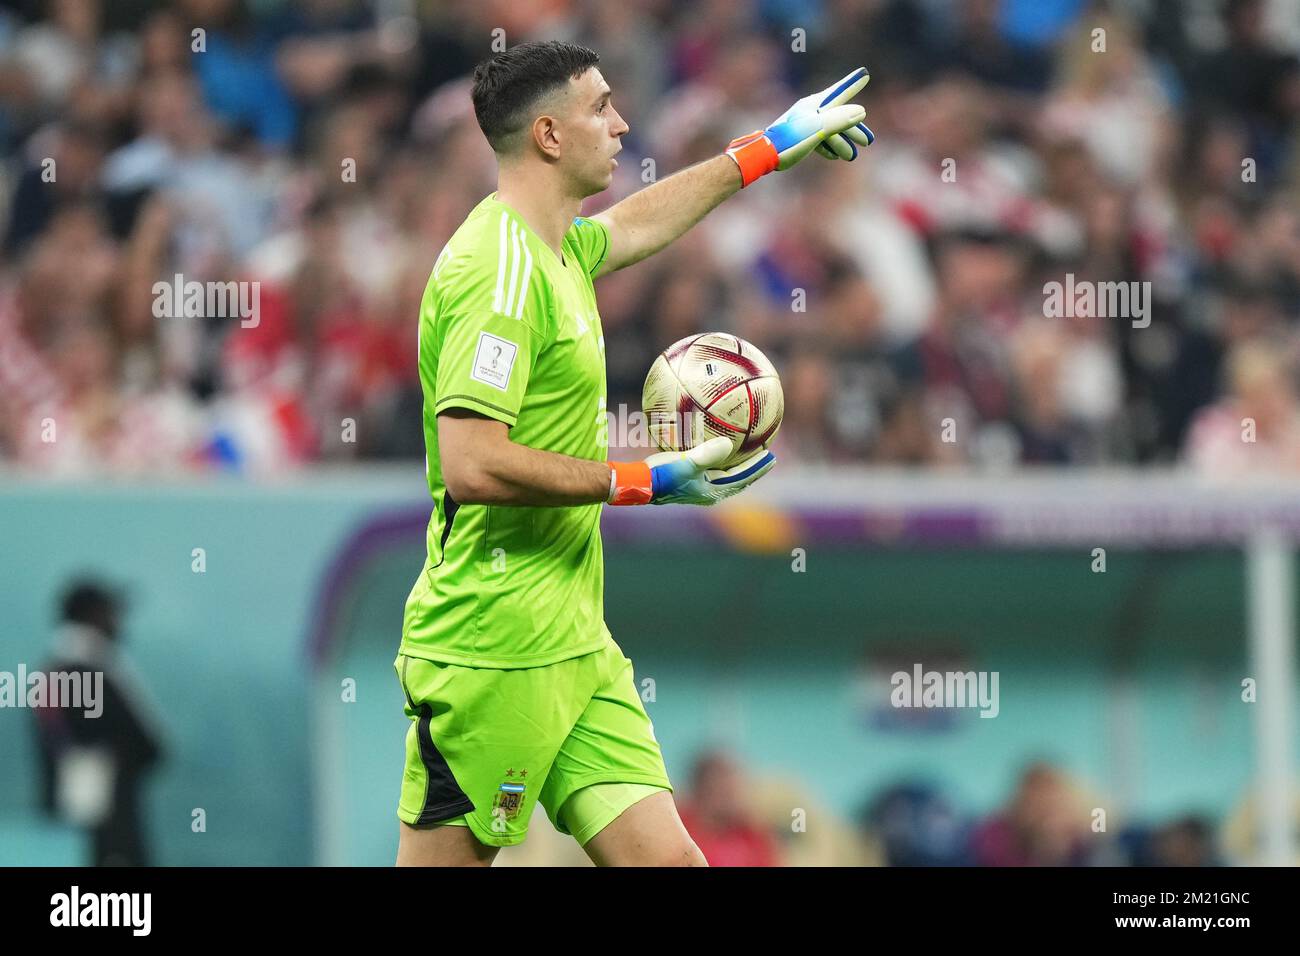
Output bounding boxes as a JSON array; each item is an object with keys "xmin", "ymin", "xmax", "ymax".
[{"xmin": 612, "ymin": 108, "xmax": 629, "ymax": 138}]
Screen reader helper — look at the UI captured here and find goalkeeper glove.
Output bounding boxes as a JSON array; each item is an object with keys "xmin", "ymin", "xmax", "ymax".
[
  {"xmin": 725, "ymin": 67, "xmax": 875, "ymax": 187},
  {"xmin": 607, "ymin": 436, "xmax": 776, "ymax": 506}
]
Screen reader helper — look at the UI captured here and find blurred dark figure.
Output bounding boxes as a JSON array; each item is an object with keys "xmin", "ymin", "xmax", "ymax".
[
  {"xmin": 1125, "ymin": 816, "xmax": 1222, "ymax": 867},
  {"xmin": 3, "ymin": 119, "xmax": 107, "ymax": 254},
  {"xmin": 31, "ymin": 578, "xmax": 166, "ymax": 866},
  {"xmin": 676, "ymin": 751, "xmax": 780, "ymax": 867},
  {"xmin": 1193, "ymin": 0, "xmax": 1300, "ymax": 179},
  {"xmin": 934, "ymin": 0, "xmax": 1052, "ymax": 95},
  {"xmin": 863, "ymin": 781, "xmax": 972, "ymax": 866}
]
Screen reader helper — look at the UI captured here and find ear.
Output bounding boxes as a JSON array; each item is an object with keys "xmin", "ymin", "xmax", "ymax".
[{"xmin": 531, "ymin": 113, "xmax": 562, "ymax": 160}]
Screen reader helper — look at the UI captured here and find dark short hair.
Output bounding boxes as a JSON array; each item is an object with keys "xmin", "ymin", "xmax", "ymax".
[
  {"xmin": 471, "ymin": 40, "xmax": 600, "ymax": 154},
  {"xmin": 58, "ymin": 579, "xmax": 121, "ymax": 627}
]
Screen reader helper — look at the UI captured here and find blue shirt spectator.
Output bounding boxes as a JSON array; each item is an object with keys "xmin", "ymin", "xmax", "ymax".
[{"xmin": 191, "ymin": 28, "xmax": 296, "ymax": 149}]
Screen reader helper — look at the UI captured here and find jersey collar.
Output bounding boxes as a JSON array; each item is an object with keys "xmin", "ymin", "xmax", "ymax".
[{"xmin": 488, "ymin": 192, "xmax": 570, "ymax": 271}]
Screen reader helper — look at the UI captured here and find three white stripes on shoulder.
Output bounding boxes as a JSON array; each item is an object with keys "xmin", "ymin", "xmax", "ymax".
[{"xmin": 493, "ymin": 212, "xmax": 532, "ymax": 319}]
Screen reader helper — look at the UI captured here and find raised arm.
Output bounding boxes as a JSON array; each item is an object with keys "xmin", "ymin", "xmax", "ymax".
[
  {"xmin": 591, "ymin": 67, "xmax": 874, "ymax": 279},
  {"xmin": 590, "ymin": 155, "xmax": 740, "ymax": 278}
]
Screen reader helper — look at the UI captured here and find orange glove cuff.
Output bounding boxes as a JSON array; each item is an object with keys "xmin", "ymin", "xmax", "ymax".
[
  {"xmin": 607, "ymin": 461, "xmax": 653, "ymax": 506},
  {"xmin": 725, "ymin": 131, "xmax": 779, "ymax": 187}
]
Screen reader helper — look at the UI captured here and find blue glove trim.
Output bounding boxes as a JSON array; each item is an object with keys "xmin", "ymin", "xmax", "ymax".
[
  {"xmin": 650, "ymin": 458, "xmax": 694, "ymax": 499},
  {"xmin": 856, "ymin": 121, "xmax": 875, "ymax": 145},
  {"xmin": 819, "ymin": 67, "xmax": 869, "ymax": 107},
  {"xmin": 766, "ymin": 112, "xmax": 823, "ymax": 155},
  {"xmin": 710, "ymin": 451, "xmax": 776, "ymax": 485},
  {"xmin": 650, "ymin": 463, "xmax": 667, "ymax": 498}
]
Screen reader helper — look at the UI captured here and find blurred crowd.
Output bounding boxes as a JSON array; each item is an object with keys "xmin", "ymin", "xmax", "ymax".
[
  {"xmin": 501, "ymin": 748, "xmax": 1274, "ymax": 867},
  {"xmin": 676, "ymin": 751, "xmax": 1285, "ymax": 866},
  {"xmin": 2, "ymin": 0, "xmax": 1300, "ymax": 474}
]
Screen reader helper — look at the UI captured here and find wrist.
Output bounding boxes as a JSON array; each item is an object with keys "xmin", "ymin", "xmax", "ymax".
[
  {"xmin": 725, "ymin": 130, "xmax": 779, "ymax": 187},
  {"xmin": 607, "ymin": 460, "xmax": 654, "ymax": 506}
]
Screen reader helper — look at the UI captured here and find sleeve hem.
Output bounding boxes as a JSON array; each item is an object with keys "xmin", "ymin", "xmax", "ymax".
[
  {"xmin": 589, "ymin": 218, "xmax": 611, "ymax": 277},
  {"xmin": 434, "ymin": 394, "xmax": 519, "ymax": 426}
]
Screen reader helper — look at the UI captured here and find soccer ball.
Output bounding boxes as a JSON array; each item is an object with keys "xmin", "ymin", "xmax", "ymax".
[{"xmin": 642, "ymin": 332, "xmax": 784, "ymax": 470}]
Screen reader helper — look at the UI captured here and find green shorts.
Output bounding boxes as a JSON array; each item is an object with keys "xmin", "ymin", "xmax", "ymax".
[{"xmin": 394, "ymin": 637, "xmax": 672, "ymax": 848}]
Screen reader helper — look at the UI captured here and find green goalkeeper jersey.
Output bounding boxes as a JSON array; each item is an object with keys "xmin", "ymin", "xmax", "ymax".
[{"xmin": 401, "ymin": 192, "xmax": 614, "ymax": 668}]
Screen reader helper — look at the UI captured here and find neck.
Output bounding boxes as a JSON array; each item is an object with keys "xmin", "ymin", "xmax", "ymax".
[
  {"xmin": 496, "ymin": 164, "xmax": 583, "ymax": 260},
  {"xmin": 55, "ymin": 622, "xmax": 114, "ymax": 664}
]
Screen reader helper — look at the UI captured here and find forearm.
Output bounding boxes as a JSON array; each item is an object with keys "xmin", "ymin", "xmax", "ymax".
[
  {"xmin": 601, "ymin": 154, "xmax": 740, "ymax": 270},
  {"xmin": 441, "ymin": 422, "xmax": 772, "ymax": 509},
  {"xmin": 458, "ymin": 438, "xmax": 611, "ymax": 506}
]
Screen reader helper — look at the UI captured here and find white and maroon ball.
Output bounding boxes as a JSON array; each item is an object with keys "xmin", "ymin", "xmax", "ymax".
[{"xmin": 642, "ymin": 331, "xmax": 784, "ymax": 470}]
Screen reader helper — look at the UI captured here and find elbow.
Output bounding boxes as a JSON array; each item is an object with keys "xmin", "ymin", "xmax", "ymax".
[
  {"xmin": 443, "ymin": 460, "xmax": 501, "ymax": 505},
  {"xmin": 437, "ymin": 412, "xmax": 513, "ymax": 504}
]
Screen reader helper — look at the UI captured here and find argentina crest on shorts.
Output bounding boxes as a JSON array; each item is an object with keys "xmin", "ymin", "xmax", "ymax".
[{"xmin": 492, "ymin": 780, "xmax": 527, "ymax": 823}]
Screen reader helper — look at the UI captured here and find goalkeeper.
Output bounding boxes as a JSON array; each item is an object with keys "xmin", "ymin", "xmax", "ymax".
[{"xmin": 396, "ymin": 39, "xmax": 873, "ymax": 866}]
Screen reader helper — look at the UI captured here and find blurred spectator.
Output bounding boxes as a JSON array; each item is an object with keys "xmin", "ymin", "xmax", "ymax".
[
  {"xmin": 31, "ymin": 578, "xmax": 167, "ymax": 866},
  {"xmin": 178, "ymin": 0, "xmax": 297, "ymax": 150},
  {"xmin": 1221, "ymin": 779, "xmax": 1300, "ymax": 865},
  {"xmin": 1041, "ymin": 12, "xmax": 1172, "ymax": 188},
  {"xmin": 677, "ymin": 750, "xmax": 782, "ymax": 866},
  {"xmin": 968, "ymin": 761, "xmax": 1094, "ymax": 866},
  {"xmin": 1, "ymin": 0, "xmax": 136, "ymax": 130},
  {"xmin": 1124, "ymin": 815, "xmax": 1223, "ymax": 867},
  {"xmin": 752, "ymin": 774, "xmax": 883, "ymax": 865},
  {"xmin": 4, "ymin": 118, "xmax": 107, "ymax": 253},
  {"xmin": 862, "ymin": 780, "xmax": 972, "ymax": 866},
  {"xmin": 935, "ymin": 0, "xmax": 1052, "ymax": 96},
  {"xmin": 1192, "ymin": 0, "xmax": 1300, "ymax": 180},
  {"xmin": 1184, "ymin": 337, "xmax": 1300, "ymax": 474}
]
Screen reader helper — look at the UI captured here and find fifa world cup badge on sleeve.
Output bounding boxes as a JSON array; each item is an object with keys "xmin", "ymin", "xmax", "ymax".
[{"xmin": 471, "ymin": 331, "xmax": 518, "ymax": 391}]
